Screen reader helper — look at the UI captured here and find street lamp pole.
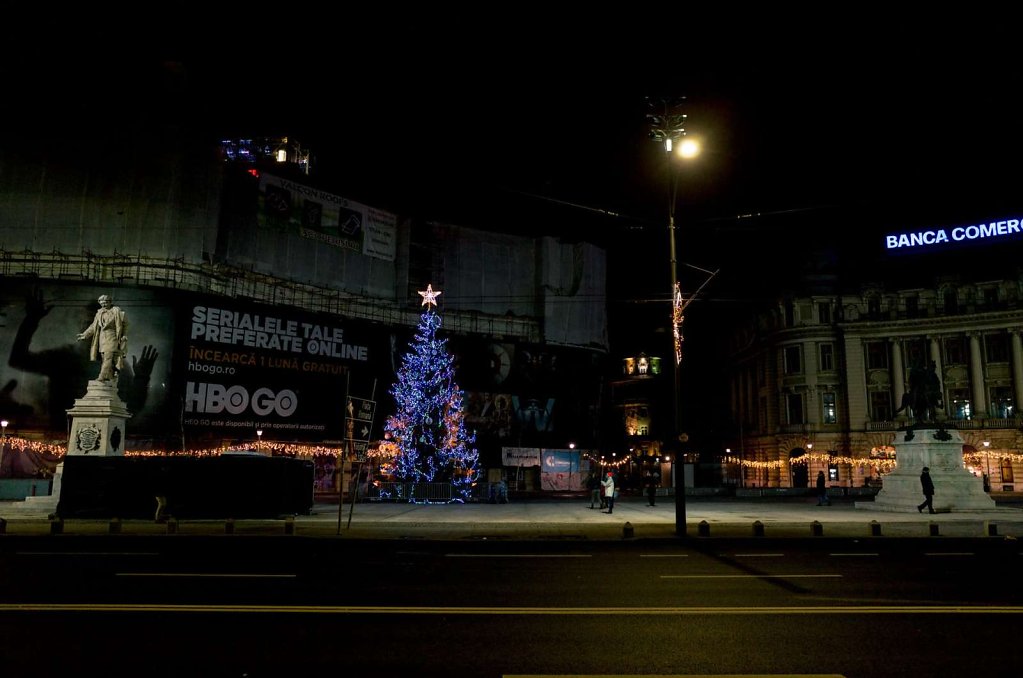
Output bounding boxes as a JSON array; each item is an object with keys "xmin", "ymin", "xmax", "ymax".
[
  {"xmin": 647, "ymin": 97, "xmax": 698, "ymax": 536},
  {"xmin": 0, "ymin": 419, "xmax": 8, "ymax": 478}
]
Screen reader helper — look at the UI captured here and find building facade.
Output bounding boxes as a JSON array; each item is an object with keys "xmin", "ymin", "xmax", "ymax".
[
  {"xmin": 0, "ymin": 129, "xmax": 609, "ymax": 474},
  {"xmin": 725, "ymin": 275, "xmax": 1023, "ymax": 491}
]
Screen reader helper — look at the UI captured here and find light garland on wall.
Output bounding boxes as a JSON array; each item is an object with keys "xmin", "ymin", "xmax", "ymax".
[
  {"xmin": 0, "ymin": 436, "xmax": 348, "ymax": 459},
  {"xmin": 722, "ymin": 453, "xmax": 898, "ymax": 473}
]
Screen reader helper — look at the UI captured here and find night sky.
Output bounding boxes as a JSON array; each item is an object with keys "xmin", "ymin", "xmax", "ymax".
[{"xmin": 5, "ymin": 19, "xmax": 1023, "ymax": 341}]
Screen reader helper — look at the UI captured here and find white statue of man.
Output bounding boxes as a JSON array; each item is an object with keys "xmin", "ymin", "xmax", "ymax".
[{"xmin": 77, "ymin": 294, "xmax": 128, "ymax": 383}]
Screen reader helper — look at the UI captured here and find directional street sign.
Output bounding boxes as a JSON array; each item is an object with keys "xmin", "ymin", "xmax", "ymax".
[{"xmin": 347, "ymin": 397, "xmax": 376, "ymax": 424}]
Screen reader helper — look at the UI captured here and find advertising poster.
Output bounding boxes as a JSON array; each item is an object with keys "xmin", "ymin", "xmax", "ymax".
[
  {"xmin": 181, "ymin": 296, "xmax": 384, "ymax": 442},
  {"xmin": 540, "ymin": 449, "xmax": 590, "ymax": 491},
  {"xmin": 258, "ymin": 173, "xmax": 397, "ymax": 261},
  {"xmin": 0, "ymin": 281, "xmax": 177, "ymax": 439}
]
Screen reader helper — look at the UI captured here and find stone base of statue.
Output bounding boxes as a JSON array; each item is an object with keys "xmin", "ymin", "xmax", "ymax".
[
  {"xmin": 8, "ymin": 380, "xmax": 132, "ymax": 515},
  {"xmin": 857, "ymin": 425, "xmax": 997, "ymax": 512},
  {"xmin": 66, "ymin": 379, "xmax": 131, "ymax": 457},
  {"xmin": 11, "ymin": 462, "xmax": 64, "ymax": 516}
]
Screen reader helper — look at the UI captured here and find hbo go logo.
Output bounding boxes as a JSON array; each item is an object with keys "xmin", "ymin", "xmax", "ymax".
[{"xmin": 184, "ymin": 382, "xmax": 298, "ymax": 416}]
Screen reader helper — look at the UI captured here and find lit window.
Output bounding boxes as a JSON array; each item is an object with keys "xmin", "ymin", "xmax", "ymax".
[{"xmin": 822, "ymin": 392, "xmax": 837, "ymax": 424}]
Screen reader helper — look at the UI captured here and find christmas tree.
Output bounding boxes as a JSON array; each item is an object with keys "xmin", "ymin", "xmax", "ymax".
[{"xmin": 384, "ymin": 284, "xmax": 479, "ymax": 501}]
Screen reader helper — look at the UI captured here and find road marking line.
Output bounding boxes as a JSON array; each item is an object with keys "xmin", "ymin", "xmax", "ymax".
[
  {"xmin": 734, "ymin": 553, "xmax": 785, "ymax": 557},
  {"xmin": 17, "ymin": 552, "xmax": 159, "ymax": 557},
  {"xmin": 829, "ymin": 553, "xmax": 879, "ymax": 557},
  {"xmin": 661, "ymin": 574, "xmax": 842, "ymax": 579},
  {"xmin": 115, "ymin": 573, "xmax": 297, "ymax": 578},
  {"xmin": 640, "ymin": 554, "xmax": 689, "ymax": 558},
  {"xmin": 444, "ymin": 554, "xmax": 591, "ymax": 558},
  {"xmin": 924, "ymin": 553, "xmax": 974, "ymax": 557},
  {"xmin": 0, "ymin": 603, "xmax": 1019, "ymax": 615}
]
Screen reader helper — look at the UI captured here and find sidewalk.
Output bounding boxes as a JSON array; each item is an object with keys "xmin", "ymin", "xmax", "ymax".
[{"xmin": 3, "ymin": 495, "xmax": 1023, "ymax": 540}]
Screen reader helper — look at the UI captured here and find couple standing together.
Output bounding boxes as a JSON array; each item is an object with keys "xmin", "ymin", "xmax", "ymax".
[{"xmin": 588, "ymin": 471, "xmax": 617, "ymax": 513}]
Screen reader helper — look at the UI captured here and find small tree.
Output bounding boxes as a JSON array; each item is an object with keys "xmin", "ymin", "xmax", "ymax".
[{"xmin": 384, "ymin": 285, "xmax": 479, "ymax": 500}]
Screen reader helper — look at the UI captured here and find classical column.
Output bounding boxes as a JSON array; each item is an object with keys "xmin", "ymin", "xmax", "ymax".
[
  {"xmin": 968, "ymin": 332, "xmax": 987, "ymax": 418},
  {"xmin": 1011, "ymin": 330, "xmax": 1023, "ymax": 416},
  {"xmin": 929, "ymin": 336, "xmax": 943, "ymax": 370},
  {"xmin": 891, "ymin": 338, "xmax": 905, "ymax": 414}
]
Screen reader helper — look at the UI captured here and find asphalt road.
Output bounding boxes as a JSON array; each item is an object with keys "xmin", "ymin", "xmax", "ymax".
[{"xmin": 2, "ymin": 534, "xmax": 1021, "ymax": 677}]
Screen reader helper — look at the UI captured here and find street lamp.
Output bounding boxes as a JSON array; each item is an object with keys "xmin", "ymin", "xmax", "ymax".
[
  {"xmin": 256, "ymin": 429, "xmax": 263, "ymax": 448},
  {"xmin": 648, "ymin": 97, "xmax": 700, "ymax": 536}
]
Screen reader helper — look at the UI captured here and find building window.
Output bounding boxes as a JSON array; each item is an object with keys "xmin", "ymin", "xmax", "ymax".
[
  {"xmin": 866, "ymin": 341, "xmax": 888, "ymax": 370},
  {"xmin": 948, "ymin": 389, "xmax": 971, "ymax": 420},
  {"xmin": 817, "ymin": 302, "xmax": 831, "ymax": 324},
  {"xmin": 990, "ymin": 386, "xmax": 1014, "ymax": 418},
  {"xmin": 905, "ymin": 338, "xmax": 927, "ymax": 369},
  {"xmin": 869, "ymin": 391, "xmax": 892, "ymax": 422},
  {"xmin": 822, "ymin": 392, "xmax": 837, "ymax": 424},
  {"xmin": 787, "ymin": 393, "xmax": 804, "ymax": 425},
  {"xmin": 983, "ymin": 287, "xmax": 999, "ymax": 308},
  {"xmin": 867, "ymin": 295, "xmax": 882, "ymax": 319},
  {"xmin": 818, "ymin": 343, "xmax": 833, "ymax": 372},
  {"xmin": 944, "ymin": 336, "xmax": 966, "ymax": 365},
  {"xmin": 905, "ymin": 295, "xmax": 920, "ymax": 318},
  {"xmin": 943, "ymin": 289, "xmax": 958, "ymax": 314},
  {"xmin": 784, "ymin": 345, "xmax": 802, "ymax": 375},
  {"xmin": 985, "ymin": 333, "xmax": 1009, "ymax": 363},
  {"xmin": 1001, "ymin": 458, "xmax": 1015, "ymax": 483},
  {"xmin": 784, "ymin": 301, "xmax": 795, "ymax": 327}
]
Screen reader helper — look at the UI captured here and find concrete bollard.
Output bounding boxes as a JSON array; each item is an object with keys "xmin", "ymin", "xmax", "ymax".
[
  {"xmin": 869, "ymin": 520, "xmax": 882, "ymax": 537},
  {"xmin": 698, "ymin": 520, "xmax": 710, "ymax": 537},
  {"xmin": 929, "ymin": 522, "xmax": 940, "ymax": 536},
  {"xmin": 811, "ymin": 520, "xmax": 823, "ymax": 537},
  {"xmin": 50, "ymin": 517, "xmax": 64, "ymax": 535},
  {"xmin": 284, "ymin": 516, "xmax": 295, "ymax": 535},
  {"xmin": 752, "ymin": 520, "xmax": 764, "ymax": 537},
  {"xmin": 622, "ymin": 521, "xmax": 634, "ymax": 538},
  {"xmin": 167, "ymin": 517, "xmax": 178, "ymax": 534},
  {"xmin": 986, "ymin": 521, "xmax": 998, "ymax": 537},
  {"xmin": 109, "ymin": 518, "xmax": 122, "ymax": 534},
  {"xmin": 225, "ymin": 518, "xmax": 235, "ymax": 534}
]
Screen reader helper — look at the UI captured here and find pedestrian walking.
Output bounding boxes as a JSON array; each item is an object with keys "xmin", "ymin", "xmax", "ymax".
[
  {"xmin": 601, "ymin": 471, "xmax": 616, "ymax": 514},
  {"xmin": 644, "ymin": 468, "xmax": 658, "ymax": 506},
  {"xmin": 816, "ymin": 470, "xmax": 830, "ymax": 506},
  {"xmin": 917, "ymin": 466, "xmax": 935, "ymax": 514},
  {"xmin": 586, "ymin": 472, "xmax": 601, "ymax": 509}
]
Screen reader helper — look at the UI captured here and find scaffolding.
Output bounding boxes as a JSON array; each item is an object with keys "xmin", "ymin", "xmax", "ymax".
[{"xmin": 0, "ymin": 248, "xmax": 542, "ymax": 341}]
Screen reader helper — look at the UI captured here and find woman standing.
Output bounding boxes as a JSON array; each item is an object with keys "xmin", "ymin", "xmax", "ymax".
[{"xmin": 601, "ymin": 471, "xmax": 616, "ymax": 514}]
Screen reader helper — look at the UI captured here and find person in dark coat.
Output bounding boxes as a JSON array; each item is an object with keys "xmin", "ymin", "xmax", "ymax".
[
  {"xmin": 917, "ymin": 466, "xmax": 935, "ymax": 514},
  {"xmin": 816, "ymin": 470, "xmax": 830, "ymax": 506},
  {"xmin": 586, "ymin": 472, "xmax": 601, "ymax": 509},
  {"xmin": 644, "ymin": 468, "xmax": 658, "ymax": 506}
]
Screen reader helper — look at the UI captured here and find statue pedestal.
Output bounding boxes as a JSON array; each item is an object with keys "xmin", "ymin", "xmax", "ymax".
[
  {"xmin": 858, "ymin": 427, "xmax": 996, "ymax": 512},
  {"xmin": 6, "ymin": 381, "xmax": 132, "ymax": 516},
  {"xmin": 67, "ymin": 380, "xmax": 131, "ymax": 457}
]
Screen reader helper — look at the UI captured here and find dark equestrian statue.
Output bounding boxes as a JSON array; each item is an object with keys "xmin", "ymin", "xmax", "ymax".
[{"xmin": 895, "ymin": 359, "xmax": 943, "ymax": 424}]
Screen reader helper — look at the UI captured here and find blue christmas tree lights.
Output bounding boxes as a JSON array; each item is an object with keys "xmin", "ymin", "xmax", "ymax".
[{"xmin": 384, "ymin": 285, "xmax": 479, "ymax": 501}]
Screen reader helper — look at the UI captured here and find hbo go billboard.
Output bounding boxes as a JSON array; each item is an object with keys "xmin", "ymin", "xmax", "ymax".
[{"xmin": 182, "ymin": 297, "xmax": 383, "ymax": 441}]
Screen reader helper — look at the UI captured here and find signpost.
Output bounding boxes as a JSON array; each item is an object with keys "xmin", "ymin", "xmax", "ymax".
[{"xmin": 338, "ymin": 376, "xmax": 377, "ymax": 535}]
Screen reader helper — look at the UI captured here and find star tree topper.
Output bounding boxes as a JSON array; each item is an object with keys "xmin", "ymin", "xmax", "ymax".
[{"xmin": 418, "ymin": 283, "xmax": 442, "ymax": 307}]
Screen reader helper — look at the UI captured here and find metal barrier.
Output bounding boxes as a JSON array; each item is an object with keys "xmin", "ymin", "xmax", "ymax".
[{"xmin": 371, "ymin": 482, "xmax": 454, "ymax": 503}]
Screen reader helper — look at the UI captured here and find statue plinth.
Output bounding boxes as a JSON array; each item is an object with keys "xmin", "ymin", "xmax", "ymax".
[
  {"xmin": 66, "ymin": 380, "xmax": 131, "ymax": 457},
  {"xmin": 857, "ymin": 426, "xmax": 996, "ymax": 512}
]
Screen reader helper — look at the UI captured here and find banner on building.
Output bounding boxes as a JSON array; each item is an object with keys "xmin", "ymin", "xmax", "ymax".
[
  {"xmin": 540, "ymin": 449, "xmax": 591, "ymax": 491},
  {"xmin": 181, "ymin": 297, "xmax": 382, "ymax": 441},
  {"xmin": 502, "ymin": 447, "xmax": 541, "ymax": 467},
  {"xmin": 258, "ymin": 173, "xmax": 397, "ymax": 261}
]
